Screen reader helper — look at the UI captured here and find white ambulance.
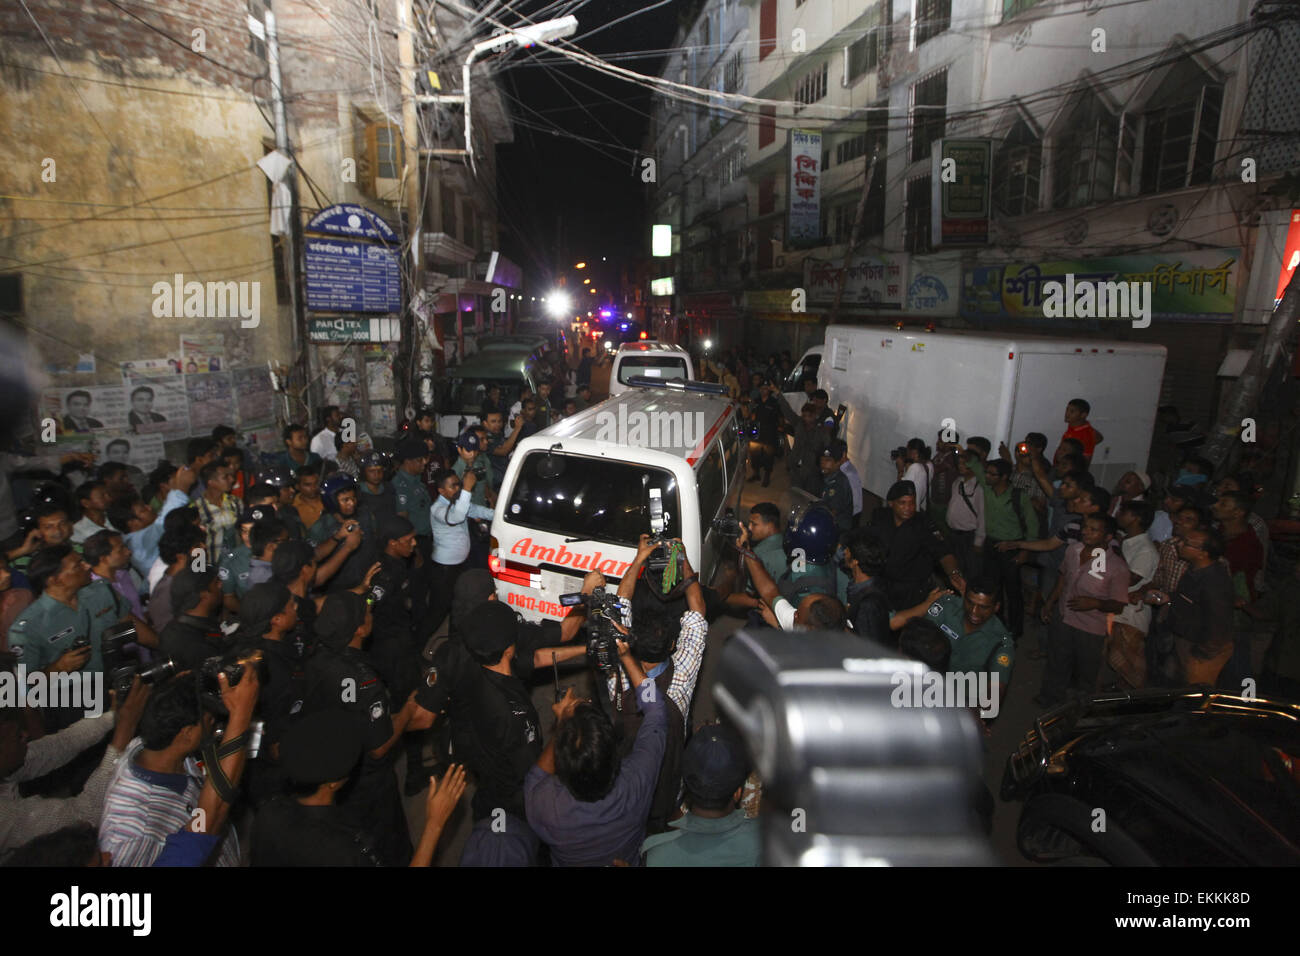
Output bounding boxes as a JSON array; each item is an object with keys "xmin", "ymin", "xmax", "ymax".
[
  {"xmin": 608, "ymin": 342, "xmax": 694, "ymax": 397},
  {"xmin": 488, "ymin": 380, "xmax": 744, "ymax": 622}
]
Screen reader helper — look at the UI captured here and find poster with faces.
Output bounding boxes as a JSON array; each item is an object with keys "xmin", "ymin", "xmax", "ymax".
[{"xmin": 40, "ymin": 386, "xmax": 128, "ymax": 437}]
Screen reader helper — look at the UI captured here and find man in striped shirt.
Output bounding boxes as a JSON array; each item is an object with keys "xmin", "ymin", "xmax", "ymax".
[{"xmin": 99, "ymin": 676, "xmax": 240, "ymax": 867}]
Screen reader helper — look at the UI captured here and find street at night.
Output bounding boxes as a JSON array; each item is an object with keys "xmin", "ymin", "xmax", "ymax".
[{"xmin": 0, "ymin": 0, "xmax": 1297, "ymax": 932}]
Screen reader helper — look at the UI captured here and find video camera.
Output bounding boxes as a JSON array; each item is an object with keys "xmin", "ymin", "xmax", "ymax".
[
  {"xmin": 711, "ymin": 507, "xmax": 743, "ymax": 540},
  {"xmin": 559, "ymin": 586, "xmax": 622, "ymax": 675},
  {"xmin": 101, "ymin": 621, "xmax": 177, "ymax": 697},
  {"xmin": 198, "ymin": 650, "xmax": 262, "ymax": 719}
]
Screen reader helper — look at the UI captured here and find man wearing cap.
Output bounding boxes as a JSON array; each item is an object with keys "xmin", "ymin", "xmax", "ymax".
[
  {"xmin": 407, "ymin": 586, "xmax": 592, "ymax": 865},
  {"xmin": 428, "ymin": 468, "xmax": 495, "ymax": 637},
  {"xmin": 304, "ymin": 591, "xmax": 418, "ymax": 865},
  {"xmin": 218, "ymin": 506, "xmax": 274, "ymax": 614},
  {"xmin": 235, "ymin": 581, "xmax": 305, "ymax": 805},
  {"xmin": 307, "ymin": 481, "xmax": 380, "ymax": 593},
  {"xmin": 641, "ymin": 723, "xmax": 760, "ymax": 867},
  {"xmin": 452, "ymin": 430, "xmax": 495, "ymax": 567},
  {"xmin": 392, "ymin": 438, "xmax": 433, "ymax": 566},
  {"xmin": 817, "ymin": 444, "xmax": 853, "ymax": 535},
  {"xmin": 357, "ymin": 452, "xmax": 398, "ymax": 523},
  {"xmin": 251, "ymin": 710, "xmax": 382, "ymax": 866},
  {"xmin": 868, "ymin": 480, "xmax": 965, "ymax": 612},
  {"xmin": 1109, "ymin": 470, "xmax": 1151, "ymax": 519},
  {"xmin": 158, "ymin": 569, "xmax": 233, "ymax": 672}
]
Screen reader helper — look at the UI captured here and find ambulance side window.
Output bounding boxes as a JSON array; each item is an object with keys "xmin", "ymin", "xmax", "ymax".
[{"xmin": 697, "ymin": 443, "xmax": 726, "ymax": 541}]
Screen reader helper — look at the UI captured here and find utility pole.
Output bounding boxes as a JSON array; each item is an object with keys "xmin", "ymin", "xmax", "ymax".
[
  {"xmin": 827, "ymin": 147, "xmax": 878, "ymax": 327},
  {"xmin": 264, "ymin": 10, "xmax": 306, "ymax": 424},
  {"xmin": 397, "ymin": 0, "xmax": 425, "ymax": 418}
]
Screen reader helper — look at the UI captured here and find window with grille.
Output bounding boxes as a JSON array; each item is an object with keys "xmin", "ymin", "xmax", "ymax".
[
  {"xmin": 846, "ymin": 30, "xmax": 879, "ymax": 86},
  {"xmin": 914, "ymin": 0, "xmax": 951, "ymax": 48},
  {"xmin": 836, "ymin": 133, "xmax": 869, "ymax": 167},
  {"xmin": 1052, "ymin": 92, "xmax": 1117, "ymax": 209},
  {"xmin": 994, "ymin": 120, "xmax": 1042, "ymax": 216},
  {"xmin": 793, "ymin": 62, "xmax": 828, "ymax": 114},
  {"xmin": 1139, "ymin": 62, "xmax": 1223, "ymax": 194},
  {"xmin": 724, "ymin": 49, "xmax": 743, "ymax": 93},
  {"xmin": 909, "ymin": 69, "xmax": 947, "ymax": 163},
  {"xmin": 904, "ymin": 175, "xmax": 932, "ymax": 253},
  {"xmin": 831, "ymin": 202, "xmax": 856, "ymax": 244},
  {"xmin": 759, "ymin": 106, "xmax": 776, "ymax": 147}
]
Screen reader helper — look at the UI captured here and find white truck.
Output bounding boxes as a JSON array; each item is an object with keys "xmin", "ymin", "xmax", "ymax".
[{"xmin": 792, "ymin": 327, "xmax": 1167, "ymax": 500}]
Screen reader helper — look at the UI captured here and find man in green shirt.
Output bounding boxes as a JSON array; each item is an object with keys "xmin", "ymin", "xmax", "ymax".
[
  {"xmin": 725, "ymin": 502, "xmax": 787, "ymax": 616},
  {"xmin": 980, "ymin": 459, "xmax": 1038, "ymax": 640},
  {"xmin": 642, "ymin": 724, "xmax": 759, "ymax": 867},
  {"xmin": 893, "ymin": 578, "xmax": 1015, "ymax": 699}
]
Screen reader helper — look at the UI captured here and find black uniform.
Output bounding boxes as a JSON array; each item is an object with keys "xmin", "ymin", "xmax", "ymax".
[
  {"xmin": 416, "ymin": 631, "xmax": 546, "ymax": 824},
  {"xmin": 819, "ymin": 469, "xmax": 854, "ymax": 534},
  {"xmin": 303, "ymin": 645, "xmax": 411, "ymax": 865},
  {"xmin": 868, "ymin": 507, "xmax": 954, "ymax": 611},
  {"xmin": 310, "ymin": 509, "xmax": 380, "ymax": 592},
  {"xmin": 158, "ymin": 613, "xmax": 231, "ymax": 672},
  {"xmin": 846, "ymin": 577, "xmax": 893, "ymax": 646},
  {"xmin": 251, "ymin": 797, "xmax": 383, "ymax": 866}
]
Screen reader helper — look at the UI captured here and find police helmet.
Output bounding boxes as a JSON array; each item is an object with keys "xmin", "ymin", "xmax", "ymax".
[
  {"xmin": 320, "ymin": 474, "xmax": 358, "ymax": 514},
  {"xmin": 256, "ymin": 466, "xmax": 295, "ymax": 488},
  {"xmin": 783, "ymin": 503, "xmax": 838, "ymax": 564}
]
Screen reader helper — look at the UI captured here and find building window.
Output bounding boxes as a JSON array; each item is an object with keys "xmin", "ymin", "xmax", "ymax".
[
  {"xmin": 758, "ymin": 176, "xmax": 776, "ymax": 216},
  {"xmin": 759, "ymin": 106, "xmax": 776, "ymax": 148},
  {"xmin": 760, "ymin": 0, "xmax": 776, "ymax": 60},
  {"xmin": 845, "ymin": 30, "xmax": 880, "ymax": 86},
  {"xmin": 370, "ymin": 124, "xmax": 401, "ymax": 180},
  {"xmin": 1003, "ymin": 0, "xmax": 1045, "ymax": 20},
  {"xmin": 1052, "ymin": 92, "xmax": 1117, "ymax": 209},
  {"xmin": 441, "ymin": 187, "xmax": 458, "ymax": 238},
  {"xmin": 724, "ymin": 49, "xmax": 743, "ymax": 93},
  {"xmin": 830, "ymin": 202, "xmax": 856, "ymax": 244},
  {"xmin": 994, "ymin": 119, "xmax": 1042, "ymax": 217},
  {"xmin": 913, "ymin": 0, "xmax": 951, "ymax": 49},
  {"xmin": 1139, "ymin": 62, "xmax": 1223, "ymax": 194},
  {"xmin": 835, "ymin": 133, "xmax": 869, "ymax": 168},
  {"xmin": 904, "ymin": 175, "xmax": 932, "ymax": 253},
  {"xmin": 793, "ymin": 62, "xmax": 828, "ymax": 114},
  {"xmin": 909, "ymin": 69, "xmax": 947, "ymax": 163}
]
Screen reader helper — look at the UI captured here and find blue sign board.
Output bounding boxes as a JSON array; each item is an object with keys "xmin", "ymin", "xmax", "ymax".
[
  {"xmin": 305, "ymin": 203, "xmax": 398, "ymax": 242},
  {"xmin": 305, "ymin": 238, "xmax": 402, "ymax": 313}
]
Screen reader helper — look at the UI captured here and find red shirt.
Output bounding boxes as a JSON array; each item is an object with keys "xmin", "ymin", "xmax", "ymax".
[
  {"xmin": 1223, "ymin": 529, "xmax": 1264, "ymax": 601},
  {"xmin": 1062, "ymin": 423, "xmax": 1100, "ymax": 459}
]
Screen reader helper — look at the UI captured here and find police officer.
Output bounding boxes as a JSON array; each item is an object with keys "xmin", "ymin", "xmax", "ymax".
[
  {"xmin": 218, "ymin": 505, "xmax": 273, "ymax": 612},
  {"xmin": 451, "ymin": 429, "xmax": 494, "ymax": 567},
  {"xmin": 817, "ymin": 443, "xmax": 853, "ymax": 534},
  {"xmin": 158, "ymin": 568, "xmax": 233, "ymax": 671},
  {"xmin": 270, "ymin": 539, "xmax": 319, "ymax": 660},
  {"xmin": 307, "ymin": 475, "xmax": 380, "ymax": 592},
  {"xmin": 773, "ymin": 504, "xmax": 849, "ymax": 605},
  {"xmin": 235, "ymin": 581, "xmax": 308, "ymax": 805},
  {"xmin": 303, "ymin": 591, "xmax": 418, "ymax": 866},
  {"xmin": 250, "ymin": 710, "xmax": 383, "ymax": 866},
  {"xmin": 8, "ymin": 544, "xmax": 120, "ymax": 678},
  {"xmin": 869, "ymin": 479, "xmax": 965, "ymax": 612},
  {"xmin": 357, "ymin": 450, "xmax": 397, "ymax": 523},
  {"xmin": 253, "ymin": 468, "xmax": 306, "ymax": 541},
  {"xmin": 392, "ymin": 439, "xmax": 433, "ymax": 562}
]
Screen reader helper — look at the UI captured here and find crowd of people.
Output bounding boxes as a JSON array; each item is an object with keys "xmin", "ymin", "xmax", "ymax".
[
  {"xmin": 2, "ymin": 347, "xmax": 1295, "ymax": 867},
  {"xmin": 0, "ymin": 362, "xmax": 761, "ymax": 867}
]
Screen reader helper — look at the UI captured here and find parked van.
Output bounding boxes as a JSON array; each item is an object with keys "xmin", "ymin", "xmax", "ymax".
[
  {"xmin": 608, "ymin": 342, "xmax": 694, "ymax": 397},
  {"xmin": 489, "ymin": 381, "xmax": 744, "ymax": 622},
  {"xmin": 437, "ymin": 347, "xmax": 544, "ymax": 439}
]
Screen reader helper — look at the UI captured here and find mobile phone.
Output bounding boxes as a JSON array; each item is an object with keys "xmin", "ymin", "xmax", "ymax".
[
  {"xmin": 71, "ymin": 635, "xmax": 91, "ymax": 650},
  {"xmin": 1016, "ymin": 443, "xmax": 1029, "ymax": 456}
]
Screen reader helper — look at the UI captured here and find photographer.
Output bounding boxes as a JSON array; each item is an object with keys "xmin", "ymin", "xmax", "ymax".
[
  {"xmin": 158, "ymin": 569, "xmax": 232, "ymax": 673},
  {"xmin": 0, "ymin": 655, "xmax": 149, "ymax": 857},
  {"xmin": 406, "ymin": 579, "xmax": 594, "ymax": 865},
  {"xmin": 524, "ymin": 638, "xmax": 666, "ymax": 867},
  {"xmin": 98, "ymin": 674, "xmax": 243, "ymax": 866},
  {"xmin": 736, "ymin": 527, "xmax": 847, "ymax": 632}
]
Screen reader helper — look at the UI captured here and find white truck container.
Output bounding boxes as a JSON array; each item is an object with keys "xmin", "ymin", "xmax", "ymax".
[{"xmin": 805, "ymin": 327, "xmax": 1167, "ymax": 500}]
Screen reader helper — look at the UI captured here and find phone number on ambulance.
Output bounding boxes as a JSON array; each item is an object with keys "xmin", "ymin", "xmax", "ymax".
[{"xmin": 506, "ymin": 592, "xmax": 569, "ymax": 618}]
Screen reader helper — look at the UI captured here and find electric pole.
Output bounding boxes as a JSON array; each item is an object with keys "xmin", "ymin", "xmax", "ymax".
[{"xmin": 398, "ymin": 0, "xmax": 425, "ymax": 417}]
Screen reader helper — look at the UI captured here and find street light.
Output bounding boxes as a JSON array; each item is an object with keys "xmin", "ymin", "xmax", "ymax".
[
  {"xmin": 463, "ymin": 16, "xmax": 578, "ymax": 175},
  {"xmin": 545, "ymin": 291, "xmax": 572, "ymax": 318},
  {"xmin": 575, "ymin": 262, "xmax": 587, "ymax": 269}
]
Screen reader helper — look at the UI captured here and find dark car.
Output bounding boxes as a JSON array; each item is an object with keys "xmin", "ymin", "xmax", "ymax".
[{"xmin": 1001, "ymin": 688, "xmax": 1300, "ymax": 866}]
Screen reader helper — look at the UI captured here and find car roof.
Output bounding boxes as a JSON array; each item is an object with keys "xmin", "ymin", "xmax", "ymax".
[
  {"xmin": 613, "ymin": 342, "xmax": 690, "ymax": 356},
  {"xmin": 513, "ymin": 386, "xmax": 734, "ymax": 466},
  {"xmin": 445, "ymin": 351, "xmax": 537, "ymax": 377}
]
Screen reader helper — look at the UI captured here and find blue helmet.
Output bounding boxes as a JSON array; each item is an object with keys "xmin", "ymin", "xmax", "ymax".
[
  {"xmin": 320, "ymin": 473, "xmax": 358, "ymax": 514},
  {"xmin": 783, "ymin": 503, "xmax": 838, "ymax": 565},
  {"xmin": 256, "ymin": 466, "xmax": 294, "ymax": 488}
]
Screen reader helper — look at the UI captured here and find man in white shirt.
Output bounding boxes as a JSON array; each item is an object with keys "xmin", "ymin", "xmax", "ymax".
[
  {"xmin": 310, "ymin": 406, "xmax": 344, "ymax": 462},
  {"xmin": 898, "ymin": 438, "xmax": 933, "ymax": 512},
  {"xmin": 946, "ymin": 451, "xmax": 985, "ymax": 579},
  {"xmin": 71, "ymin": 480, "xmax": 112, "ymax": 544},
  {"xmin": 427, "ymin": 467, "xmax": 494, "ymax": 637},
  {"xmin": 1109, "ymin": 499, "xmax": 1159, "ymax": 688}
]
